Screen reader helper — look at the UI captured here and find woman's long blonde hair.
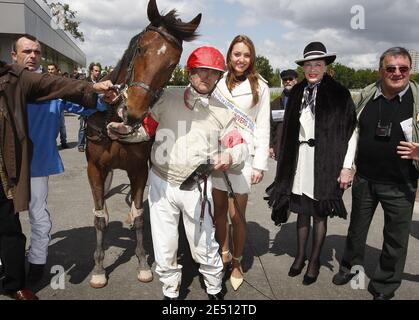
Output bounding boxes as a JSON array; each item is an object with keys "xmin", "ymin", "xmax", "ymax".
[{"xmin": 226, "ymin": 35, "xmax": 260, "ymax": 106}]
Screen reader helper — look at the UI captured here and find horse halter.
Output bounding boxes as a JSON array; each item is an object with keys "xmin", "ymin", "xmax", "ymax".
[{"xmin": 120, "ymin": 25, "xmax": 182, "ymax": 112}]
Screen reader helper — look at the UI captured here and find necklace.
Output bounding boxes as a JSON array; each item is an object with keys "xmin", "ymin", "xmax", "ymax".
[{"xmin": 234, "ymin": 74, "xmax": 247, "ymax": 82}]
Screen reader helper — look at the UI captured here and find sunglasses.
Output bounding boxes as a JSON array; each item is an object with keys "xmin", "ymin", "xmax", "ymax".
[
  {"xmin": 384, "ymin": 66, "xmax": 410, "ymax": 74},
  {"xmin": 282, "ymin": 77, "xmax": 295, "ymax": 82}
]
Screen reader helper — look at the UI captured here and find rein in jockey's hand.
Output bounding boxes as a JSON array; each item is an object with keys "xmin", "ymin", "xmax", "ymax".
[{"xmin": 213, "ymin": 152, "xmax": 232, "ymax": 172}]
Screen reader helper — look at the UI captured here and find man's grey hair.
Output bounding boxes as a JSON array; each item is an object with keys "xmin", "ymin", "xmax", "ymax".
[{"xmin": 379, "ymin": 47, "xmax": 412, "ymax": 68}]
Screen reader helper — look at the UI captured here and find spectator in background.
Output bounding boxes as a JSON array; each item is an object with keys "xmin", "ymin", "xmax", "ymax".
[
  {"xmin": 269, "ymin": 69, "xmax": 298, "ymax": 160},
  {"xmin": 78, "ymin": 62, "xmax": 102, "ymax": 152},
  {"xmin": 47, "ymin": 63, "xmax": 58, "ymax": 75},
  {"xmin": 47, "ymin": 63, "xmax": 68, "ymax": 149},
  {"xmin": 71, "ymin": 67, "xmax": 80, "ymax": 79}
]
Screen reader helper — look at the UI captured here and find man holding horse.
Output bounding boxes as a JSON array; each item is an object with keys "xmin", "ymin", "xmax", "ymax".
[
  {"xmin": 0, "ymin": 45, "xmax": 113, "ymax": 300},
  {"xmin": 107, "ymin": 46, "xmax": 248, "ymax": 300}
]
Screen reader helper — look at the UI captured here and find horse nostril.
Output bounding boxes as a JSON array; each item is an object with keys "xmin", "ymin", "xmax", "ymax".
[
  {"xmin": 126, "ymin": 112, "xmax": 146, "ymax": 127},
  {"xmin": 126, "ymin": 114, "xmax": 137, "ymax": 126}
]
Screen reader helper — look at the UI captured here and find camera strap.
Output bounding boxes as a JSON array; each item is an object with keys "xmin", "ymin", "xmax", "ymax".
[{"xmin": 378, "ymin": 98, "xmax": 399, "ymax": 126}]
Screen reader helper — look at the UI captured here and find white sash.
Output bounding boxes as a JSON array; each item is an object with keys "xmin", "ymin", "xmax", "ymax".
[{"xmin": 212, "ymin": 88, "xmax": 255, "ymax": 133}]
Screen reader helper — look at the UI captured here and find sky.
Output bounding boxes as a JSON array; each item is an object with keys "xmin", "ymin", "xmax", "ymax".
[{"xmin": 60, "ymin": 0, "xmax": 419, "ymax": 71}]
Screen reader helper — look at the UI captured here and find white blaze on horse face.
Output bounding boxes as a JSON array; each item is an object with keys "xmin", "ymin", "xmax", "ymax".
[{"xmin": 157, "ymin": 44, "xmax": 167, "ymax": 56}]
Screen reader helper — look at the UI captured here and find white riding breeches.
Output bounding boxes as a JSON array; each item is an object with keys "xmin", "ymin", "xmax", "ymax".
[
  {"xmin": 28, "ymin": 176, "xmax": 52, "ymax": 265},
  {"xmin": 148, "ymin": 170, "xmax": 223, "ymax": 298}
]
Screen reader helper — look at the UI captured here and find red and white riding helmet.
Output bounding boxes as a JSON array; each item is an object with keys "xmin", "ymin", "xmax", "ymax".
[{"xmin": 186, "ymin": 46, "xmax": 225, "ymax": 72}]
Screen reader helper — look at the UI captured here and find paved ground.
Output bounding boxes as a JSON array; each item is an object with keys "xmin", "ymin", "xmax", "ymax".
[{"xmin": 2, "ymin": 114, "xmax": 419, "ymax": 300}]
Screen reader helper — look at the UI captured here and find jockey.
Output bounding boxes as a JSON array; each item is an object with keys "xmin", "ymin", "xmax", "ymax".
[
  {"xmin": 107, "ymin": 46, "xmax": 248, "ymax": 300},
  {"xmin": 107, "ymin": 46, "xmax": 226, "ymax": 143}
]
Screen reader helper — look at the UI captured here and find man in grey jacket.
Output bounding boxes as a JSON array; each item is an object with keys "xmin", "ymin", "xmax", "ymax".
[{"xmin": 333, "ymin": 47, "xmax": 419, "ymax": 300}]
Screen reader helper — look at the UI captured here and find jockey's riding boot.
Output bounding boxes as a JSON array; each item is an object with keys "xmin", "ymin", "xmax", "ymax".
[
  {"xmin": 163, "ymin": 295, "xmax": 178, "ymax": 300},
  {"xmin": 208, "ymin": 291, "xmax": 224, "ymax": 300}
]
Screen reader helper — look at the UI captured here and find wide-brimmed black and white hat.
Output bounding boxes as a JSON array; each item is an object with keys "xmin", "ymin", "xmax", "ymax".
[{"xmin": 295, "ymin": 42, "xmax": 336, "ymax": 66}]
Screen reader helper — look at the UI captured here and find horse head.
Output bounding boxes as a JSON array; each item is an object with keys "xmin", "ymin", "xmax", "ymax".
[{"xmin": 110, "ymin": 0, "xmax": 201, "ymax": 126}]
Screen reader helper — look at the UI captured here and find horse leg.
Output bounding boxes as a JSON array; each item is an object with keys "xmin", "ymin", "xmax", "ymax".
[
  {"xmin": 87, "ymin": 162, "xmax": 110, "ymax": 288},
  {"xmin": 128, "ymin": 167, "xmax": 153, "ymax": 283},
  {"xmin": 104, "ymin": 170, "xmax": 114, "ymax": 196}
]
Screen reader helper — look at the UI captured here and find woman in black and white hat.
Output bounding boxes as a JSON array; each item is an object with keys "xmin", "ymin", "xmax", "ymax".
[{"xmin": 268, "ymin": 42, "xmax": 357, "ymax": 285}]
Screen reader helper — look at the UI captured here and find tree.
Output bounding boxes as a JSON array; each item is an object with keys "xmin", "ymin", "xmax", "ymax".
[
  {"xmin": 352, "ymin": 69, "xmax": 379, "ymax": 89},
  {"xmin": 43, "ymin": 1, "xmax": 84, "ymax": 42},
  {"xmin": 270, "ymin": 68, "xmax": 281, "ymax": 87},
  {"xmin": 411, "ymin": 73, "xmax": 419, "ymax": 83},
  {"xmin": 255, "ymin": 55, "xmax": 274, "ymax": 86},
  {"xmin": 330, "ymin": 63, "xmax": 356, "ymax": 88},
  {"xmin": 296, "ymin": 66, "xmax": 305, "ymax": 82},
  {"xmin": 168, "ymin": 65, "xmax": 189, "ymax": 86},
  {"xmin": 101, "ymin": 65, "xmax": 114, "ymax": 78}
]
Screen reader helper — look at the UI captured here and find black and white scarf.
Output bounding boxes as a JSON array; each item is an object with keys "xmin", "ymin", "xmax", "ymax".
[{"xmin": 301, "ymin": 83, "xmax": 320, "ymax": 114}]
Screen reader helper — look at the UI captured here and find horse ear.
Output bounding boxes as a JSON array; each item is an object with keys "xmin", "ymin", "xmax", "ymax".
[
  {"xmin": 187, "ymin": 13, "xmax": 202, "ymax": 31},
  {"xmin": 147, "ymin": 0, "xmax": 161, "ymax": 25}
]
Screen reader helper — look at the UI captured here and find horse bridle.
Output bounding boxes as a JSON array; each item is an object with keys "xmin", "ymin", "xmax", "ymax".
[
  {"xmin": 87, "ymin": 25, "xmax": 183, "ymax": 140},
  {"xmin": 115, "ymin": 25, "xmax": 183, "ymax": 125}
]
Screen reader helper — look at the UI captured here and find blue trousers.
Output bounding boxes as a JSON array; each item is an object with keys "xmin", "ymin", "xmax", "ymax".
[{"xmin": 77, "ymin": 116, "xmax": 87, "ymax": 147}]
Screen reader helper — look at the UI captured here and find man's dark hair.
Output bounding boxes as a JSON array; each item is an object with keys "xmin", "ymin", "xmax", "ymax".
[
  {"xmin": 12, "ymin": 34, "xmax": 39, "ymax": 52},
  {"xmin": 48, "ymin": 63, "xmax": 58, "ymax": 69},
  {"xmin": 379, "ymin": 47, "xmax": 412, "ymax": 68},
  {"xmin": 280, "ymin": 69, "xmax": 298, "ymax": 80},
  {"xmin": 89, "ymin": 62, "xmax": 102, "ymax": 72}
]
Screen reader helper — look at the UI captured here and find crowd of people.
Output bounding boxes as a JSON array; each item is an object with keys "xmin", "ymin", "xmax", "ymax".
[{"xmin": 0, "ymin": 31, "xmax": 418, "ymax": 301}]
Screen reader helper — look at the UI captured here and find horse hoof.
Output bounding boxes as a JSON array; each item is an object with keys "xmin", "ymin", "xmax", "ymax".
[
  {"xmin": 137, "ymin": 270, "xmax": 153, "ymax": 283},
  {"xmin": 89, "ymin": 274, "xmax": 108, "ymax": 289}
]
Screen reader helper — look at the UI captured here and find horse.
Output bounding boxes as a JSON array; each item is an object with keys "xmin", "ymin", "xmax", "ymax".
[{"xmin": 84, "ymin": 0, "xmax": 201, "ymax": 288}]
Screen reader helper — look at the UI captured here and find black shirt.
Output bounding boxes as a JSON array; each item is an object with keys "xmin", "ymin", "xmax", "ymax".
[{"xmin": 356, "ymin": 87, "xmax": 418, "ymax": 184}]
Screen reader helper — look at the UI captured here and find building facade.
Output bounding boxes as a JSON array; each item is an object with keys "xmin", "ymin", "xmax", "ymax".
[{"xmin": 0, "ymin": 0, "xmax": 86, "ymax": 73}]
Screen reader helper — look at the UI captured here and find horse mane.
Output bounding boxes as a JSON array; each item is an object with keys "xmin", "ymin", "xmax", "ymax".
[
  {"xmin": 110, "ymin": 9, "xmax": 199, "ymax": 84},
  {"xmin": 158, "ymin": 9, "xmax": 200, "ymax": 42}
]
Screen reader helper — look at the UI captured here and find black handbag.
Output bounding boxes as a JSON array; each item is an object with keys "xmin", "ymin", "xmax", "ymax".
[
  {"xmin": 265, "ymin": 182, "xmax": 290, "ymax": 226},
  {"xmin": 271, "ymin": 206, "xmax": 291, "ymax": 226}
]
